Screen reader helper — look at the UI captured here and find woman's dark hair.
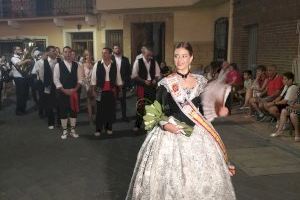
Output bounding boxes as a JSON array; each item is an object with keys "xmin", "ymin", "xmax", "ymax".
[
  {"xmin": 256, "ymin": 65, "xmax": 266, "ymax": 72},
  {"xmin": 243, "ymin": 70, "xmax": 252, "ymax": 76},
  {"xmin": 175, "ymin": 42, "xmax": 193, "ymax": 56},
  {"xmin": 230, "ymin": 63, "xmax": 238, "ymax": 71},
  {"xmin": 283, "ymin": 71, "xmax": 294, "ymax": 81}
]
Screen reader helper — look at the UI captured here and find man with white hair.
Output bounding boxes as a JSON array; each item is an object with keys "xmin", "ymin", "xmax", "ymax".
[
  {"xmin": 33, "ymin": 46, "xmax": 60, "ymax": 130},
  {"xmin": 131, "ymin": 47, "xmax": 161, "ymax": 131},
  {"xmin": 30, "ymin": 49, "xmax": 43, "ymax": 115}
]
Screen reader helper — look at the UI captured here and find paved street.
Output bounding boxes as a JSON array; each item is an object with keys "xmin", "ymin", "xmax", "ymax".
[{"xmin": 0, "ymin": 95, "xmax": 300, "ymax": 200}]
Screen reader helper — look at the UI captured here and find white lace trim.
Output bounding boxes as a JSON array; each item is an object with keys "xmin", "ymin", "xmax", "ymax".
[{"xmin": 158, "ymin": 73, "xmax": 207, "ymax": 100}]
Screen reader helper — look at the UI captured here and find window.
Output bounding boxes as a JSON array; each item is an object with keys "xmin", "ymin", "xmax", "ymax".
[
  {"xmin": 214, "ymin": 17, "xmax": 229, "ymax": 61},
  {"xmin": 106, "ymin": 30, "xmax": 123, "ymax": 50},
  {"xmin": 70, "ymin": 32, "xmax": 94, "ymax": 56}
]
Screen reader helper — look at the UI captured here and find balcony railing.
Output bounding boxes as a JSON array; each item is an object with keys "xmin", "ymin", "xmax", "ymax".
[{"xmin": 0, "ymin": 0, "xmax": 94, "ymax": 19}]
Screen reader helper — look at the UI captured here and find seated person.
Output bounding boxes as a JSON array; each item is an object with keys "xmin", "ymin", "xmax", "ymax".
[
  {"xmin": 253, "ymin": 65, "xmax": 283, "ymax": 120},
  {"xmin": 225, "ymin": 63, "xmax": 243, "ymax": 113},
  {"xmin": 238, "ymin": 70, "xmax": 253, "ymax": 109},
  {"xmin": 249, "ymin": 65, "xmax": 268, "ymax": 115},
  {"xmin": 264, "ymin": 72, "xmax": 298, "ymax": 121},
  {"xmin": 226, "ymin": 63, "xmax": 243, "ymax": 87},
  {"xmin": 271, "ymin": 88, "xmax": 300, "ymax": 142}
]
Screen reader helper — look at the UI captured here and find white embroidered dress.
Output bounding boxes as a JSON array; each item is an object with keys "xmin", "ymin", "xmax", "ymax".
[{"xmin": 126, "ymin": 74, "xmax": 236, "ymax": 200}]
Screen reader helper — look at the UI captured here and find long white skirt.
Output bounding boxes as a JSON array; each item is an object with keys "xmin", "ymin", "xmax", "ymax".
[{"xmin": 126, "ymin": 125, "xmax": 236, "ymax": 200}]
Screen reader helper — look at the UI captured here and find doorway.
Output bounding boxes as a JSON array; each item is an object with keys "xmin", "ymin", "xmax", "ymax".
[{"xmin": 131, "ymin": 22, "xmax": 165, "ymax": 64}]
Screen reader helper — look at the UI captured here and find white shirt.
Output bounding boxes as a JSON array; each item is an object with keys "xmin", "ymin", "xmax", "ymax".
[
  {"xmin": 280, "ymin": 84, "xmax": 299, "ymax": 101},
  {"xmin": 53, "ymin": 60, "xmax": 83, "ymax": 89},
  {"xmin": 114, "ymin": 54, "xmax": 123, "ymax": 86},
  {"xmin": 11, "ymin": 54, "xmax": 23, "ymax": 78},
  {"xmin": 131, "ymin": 56, "xmax": 160, "ymax": 80},
  {"xmin": 91, "ymin": 60, "xmax": 112, "ymax": 86},
  {"xmin": 135, "ymin": 53, "xmax": 143, "ymax": 61},
  {"xmin": 32, "ymin": 57, "xmax": 57, "ymax": 82}
]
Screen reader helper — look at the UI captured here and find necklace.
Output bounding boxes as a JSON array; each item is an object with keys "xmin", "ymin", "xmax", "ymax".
[{"xmin": 176, "ymin": 71, "xmax": 190, "ymax": 79}]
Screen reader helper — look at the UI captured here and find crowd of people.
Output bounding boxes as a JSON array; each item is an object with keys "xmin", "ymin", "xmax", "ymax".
[
  {"xmin": 0, "ymin": 43, "xmax": 299, "ymax": 142},
  {"xmin": 0, "ymin": 44, "xmax": 172, "ymax": 140},
  {"xmin": 202, "ymin": 61, "xmax": 300, "ymax": 142}
]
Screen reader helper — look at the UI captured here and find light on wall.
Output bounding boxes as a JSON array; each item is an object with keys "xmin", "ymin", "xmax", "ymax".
[
  {"xmin": 53, "ymin": 18, "xmax": 65, "ymax": 27},
  {"xmin": 8, "ymin": 20, "xmax": 20, "ymax": 28}
]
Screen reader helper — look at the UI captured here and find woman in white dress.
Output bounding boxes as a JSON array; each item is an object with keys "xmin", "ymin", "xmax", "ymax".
[{"xmin": 126, "ymin": 42, "xmax": 236, "ymax": 200}]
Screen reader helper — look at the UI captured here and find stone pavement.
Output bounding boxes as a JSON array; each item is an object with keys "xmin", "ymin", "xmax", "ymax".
[{"xmin": 0, "ymin": 95, "xmax": 300, "ymax": 200}]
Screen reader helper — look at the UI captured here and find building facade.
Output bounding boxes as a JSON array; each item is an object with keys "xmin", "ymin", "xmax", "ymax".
[
  {"xmin": 0, "ymin": 0, "xmax": 230, "ymax": 69},
  {"xmin": 231, "ymin": 0, "xmax": 300, "ymax": 79}
]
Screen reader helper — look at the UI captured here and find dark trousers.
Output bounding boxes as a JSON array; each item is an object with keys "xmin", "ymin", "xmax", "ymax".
[
  {"xmin": 116, "ymin": 86, "xmax": 127, "ymax": 118},
  {"xmin": 36, "ymin": 81, "xmax": 45, "ymax": 117},
  {"xmin": 96, "ymin": 91, "xmax": 115, "ymax": 132},
  {"xmin": 57, "ymin": 91, "xmax": 77, "ymax": 119},
  {"xmin": 14, "ymin": 77, "xmax": 29, "ymax": 113},
  {"xmin": 44, "ymin": 91, "xmax": 60, "ymax": 126},
  {"xmin": 135, "ymin": 85, "xmax": 156, "ymax": 128},
  {"xmin": 28, "ymin": 76, "xmax": 39, "ymax": 105}
]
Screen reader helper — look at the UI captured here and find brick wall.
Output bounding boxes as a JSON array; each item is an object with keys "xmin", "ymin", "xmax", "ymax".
[{"xmin": 232, "ymin": 0, "xmax": 300, "ymax": 74}]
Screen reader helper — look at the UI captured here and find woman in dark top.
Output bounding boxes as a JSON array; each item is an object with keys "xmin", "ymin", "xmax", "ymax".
[{"xmin": 159, "ymin": 61, "xmax": 171, "ymax": 78}]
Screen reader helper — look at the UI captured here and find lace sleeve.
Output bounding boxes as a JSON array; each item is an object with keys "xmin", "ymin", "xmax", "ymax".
[
  {"xmin": 195, "ymin": 74, "xmax": 208, "ymax": 95},
  {"xmin": 187, "ymin": 74, "xmax": 208, "ymax": 99}
]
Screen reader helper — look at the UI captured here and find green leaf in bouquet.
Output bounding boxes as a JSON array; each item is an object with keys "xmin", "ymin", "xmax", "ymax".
[{"xmin": 143, "ymin": 100, "xmax": 168, "ymax": 131}]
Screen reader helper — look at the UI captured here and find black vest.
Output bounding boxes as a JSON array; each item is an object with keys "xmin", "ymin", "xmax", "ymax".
[
  {"xmin": 43, "ymin": 59, "xmax": 52, "ymax": 88},
  {"xmin": 96, "ymin": 61, "xmax": 117, "ymax": 88},
  {"xmin": 111, "ymin": 55, "xmax": 131, "ymax": 86},
  {"xmin": 138, "ymin": 58, "xmax": 156, "ymax": 81},
  {"xmin": 59, "ymin": 61, "xmax": 78, "ymax": 89}
]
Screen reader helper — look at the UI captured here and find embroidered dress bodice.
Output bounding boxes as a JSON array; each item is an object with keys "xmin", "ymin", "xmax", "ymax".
[{"xmin": 156, "ymin": 74, "xmax": 207, "ymax": 126}]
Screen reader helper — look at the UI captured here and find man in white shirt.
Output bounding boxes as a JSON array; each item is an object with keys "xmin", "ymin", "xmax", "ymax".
[
  {"xmin": 33, "ymin": 45, "xmax": 59, "ymax": 130},
  {"xmin": 11, "ymin": 46, "xmax": 32, "ymax": 115},
  {"xmin": 29, "ymin": 49, "xmax": 43, "ymax": 117},
  {"xmin": 91, "ymin": 47, "xmax": 117, "ymax": 136},
  {"xmin": 112, "ymin": 44, "xmax": 131, "ymax": 122},
  {"xmin": 131, "ymin": 47, "xmax": 161, "ymax": 131},
  {"xmin": 53, "ymin": 46, "xmax": 82, "ymax": 139}
]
